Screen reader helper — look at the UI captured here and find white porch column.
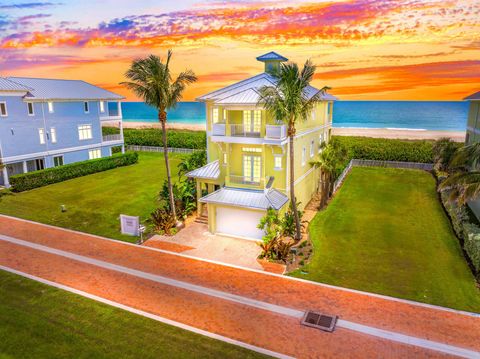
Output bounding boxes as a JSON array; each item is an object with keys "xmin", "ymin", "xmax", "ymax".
[
  {"xmin": 2, "ymin": 166, "xmax": 10, "ymax": 188},
  {"xmin": 119, "ymin": 120, "xmax": 125, "ymax": 154},
  {"xmin": 22, "ymin": 161, "xmax": 28, "ymax": 173},
  {"xmin": 118, "ymin": 101, "xmax": 123, "ymax": 118}
]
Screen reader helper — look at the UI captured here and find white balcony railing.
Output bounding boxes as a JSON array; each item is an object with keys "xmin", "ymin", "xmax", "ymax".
[
  {"xmin": 265, "ymin": 124, "xmax": 286, "ymax": 139},
  {"xmin": 227, "ymin": 175, "xmax": 264, "ymax": 188},
  {"xmin": 230, "ymin": 124, "xmax": 261, "ymax": 138},
  {"xmin": 212, "ymin": 123, "xmax": 226, "ymax": 136},
  {"xmin": 102, "ymin": 134, "xmax": 123, "ymax": 142}
]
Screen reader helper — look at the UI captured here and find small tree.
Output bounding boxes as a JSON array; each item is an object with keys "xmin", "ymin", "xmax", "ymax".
[
  {"xmin": 433, "ymin": 137, "xmax": 458, "ymax": 172},
  {"xmin": 311, "ymin": 139, "xmax": 348, "ymax": 208}
]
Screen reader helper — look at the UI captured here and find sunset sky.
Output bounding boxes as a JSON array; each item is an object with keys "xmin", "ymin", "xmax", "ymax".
[{"xmin": 0, "ymin": 0, "xmax": 479, "ymax": 101}]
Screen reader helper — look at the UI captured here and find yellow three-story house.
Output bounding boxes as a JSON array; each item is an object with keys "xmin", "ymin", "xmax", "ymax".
[{"xmin": 188, "ymin": 52, "xmax": 336, "ymax": 240}]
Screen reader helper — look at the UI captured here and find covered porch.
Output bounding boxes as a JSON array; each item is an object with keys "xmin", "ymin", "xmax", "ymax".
[{"xmin": 186, "ymin": 160, "xmax": 222, "ymax": 218}]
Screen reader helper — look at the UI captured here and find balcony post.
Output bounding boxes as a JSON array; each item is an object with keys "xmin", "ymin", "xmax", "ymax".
[{"xmin": 2, "ymin": 166, "xmax": 10, "ymax": 188}]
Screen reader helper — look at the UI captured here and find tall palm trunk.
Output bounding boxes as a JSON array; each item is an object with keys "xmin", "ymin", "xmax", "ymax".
[
  {"xmin": 288, "ymin": 124, "xmax": 302, "ymax": 241},
  {"xmin": 159, "ymin": 110, "xmax": 177, "ymax": 222}
]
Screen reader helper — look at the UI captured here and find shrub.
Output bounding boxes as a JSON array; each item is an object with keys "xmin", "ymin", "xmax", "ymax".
[
  {"xmin": 440, "ymin": 191, "xmax": 480, "ymax": 275},
  {"xmin": 334, "ymin": 136, "xmax": 453, "ymax": 163},
  {"xmin": 122, "ymin": 128, "xmax": 206, "ymax": 149},
  {"xmin": 10, "ymin": 152, "xmax": 138, "ymax": 192},
  {"xmin": 148, "ymin": 208, "xmax": 176, "ymax": 235},
  {"xmin": 159, "ymin": 179, "xmax": 196, "ymax": 220}
]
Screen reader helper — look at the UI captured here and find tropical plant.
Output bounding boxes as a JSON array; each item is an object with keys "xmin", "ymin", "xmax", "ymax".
[
  {"xmin": 433, "ymin": 137, "xmax": 458, "ymax": 171},
  {"xmin": 280, "ymin": 202, "xmax": 305, "ymax": 238},
  {"xmin": 311, "ymin": 138, "xmax": 348, "ymax": 208},
  {"xmin": 148, "ymin": 208, "xmax": 176, "ymax": 235},
  {"xmin": 178, "ymin": 150, "xmax": 207, "ymax": 177},
  {"xmin": 121, "ymin": 51, "xmax": 197, "ymax": 222},
  {"xmin": 159, "ymin": 179, "xmax": 197, "ymax": 220},
  {"xmin": 439, "ymin": 142, "xmax": 480, "ymax": 205},
  {"xmin": 258, "ymin": 60, "xmax": 328, "ymax": 241}
]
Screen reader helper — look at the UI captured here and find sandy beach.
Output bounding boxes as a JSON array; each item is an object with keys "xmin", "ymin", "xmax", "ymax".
[{"xmin": 117, "ymin": 121, "xmax": 465, "ymax": 142}]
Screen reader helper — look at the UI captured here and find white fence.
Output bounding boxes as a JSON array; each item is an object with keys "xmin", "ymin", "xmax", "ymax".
[
  {"xmin": 127, "ymin": 145, "xmax": 202, "ymax": 154},
  {"xmin": 333, "ymin": 159, "xmax": 434, "ymax": 193}
]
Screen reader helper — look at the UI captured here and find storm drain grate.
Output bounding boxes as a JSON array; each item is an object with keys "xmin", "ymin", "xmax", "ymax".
[{"xmin": 301, "ymin": 311, "xmax": 338, "ymax": 332}]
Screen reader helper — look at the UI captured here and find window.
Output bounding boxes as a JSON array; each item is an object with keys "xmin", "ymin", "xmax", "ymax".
[
  {"xmin": 311, "ymin": 109, "xmax": 316, "ymax": 122},
  {"xmin": 48, "ymin": 101, "xmax": 54, "ymax": 113},
  {"xmin": 212, "ymin": 107, "xmax": 219, "ymax": 123},
  {"xmin": 223, "ymin": 153, "xmax": 227, "ymax": 164},
  {"xmin": 27, "ymin": 102, "xmax": 34, "ymax": 116},
  {"xmin": 274, "ymin": 155, "xmax": 282, "ymax": 170},
  {"xmin": 84, "ymin": 101, "xmax": 89, "ymax": 113},
  {"xmin": 88, "ymin": 149, "xmax": 101, "ymax": 160},
  {"xmin": 223, "ymin": 109, "xmax": 227, "ymax": 121},
  {"xmin": 318, "ymin": 134, "xmax": 323, "ymax": 153},
  {"xmin": 53, "ymin": 155, "xmax": 63, "ymax": 167},
  {"xmin": 243, "ymin": 110, "xmax": 261, "ymax": 133},
  {"xmin": 50, "ymin": 128, "xmax": 57, "ymax": 143},
  {"xmin": 302, "ymin": 146, "xmax": 306, "ymax": 166},
  {"xmin": 0, "ymin": 102, "xmax": 7, "ymax": 116},
  {"xmin": 38, "ymin": 128, "xmax": 45, "ymax": 144},
  {"xmin": 242, "ymin": 147, "xmax": 262, "ymax": 153},
  {"xmin": 99, "ymin": 101, "xmax": 105, "ymax": 113},
  {"xmin": 310, "ymin": 140, "xmax": 314, "ymax": 157},
  {"xmin": 243, "ymin": 155, "xmax": 261, "ymax": 183},
  {"xmin": 78, "ymin": 125, "xmax": 92, "ymax": 140}
]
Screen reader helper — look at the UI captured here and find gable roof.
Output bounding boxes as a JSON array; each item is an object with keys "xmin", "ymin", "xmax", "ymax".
[
  {"xmin": 186, "ymin": 160, "xmax": 220, "ymax": 180},
  {"xmin": 256, "ymin": 52, "xmax": 288, "ymax": 62},
  {"xmin": 6, "ymin": 77, "xmax": 124, "ymax": 101},
  {"xmin": 0, "ymin": 77, "xmax": 32, "ymax": 92},
  {"xmin": 197, "ymin": 72, "xmax": 337, "ymax": 104},
  {"xmin": 465, "ymin": 91, "xmax": 480, "ymax": 100},
  {"xmin": 199, "ymin": 187, "xmax": 289, "ymax": 210}
]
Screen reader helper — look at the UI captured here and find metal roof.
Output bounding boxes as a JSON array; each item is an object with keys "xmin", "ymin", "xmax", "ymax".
[
  {"xmin": 200, "ymin": 187, "xmax": 289, "ymax": 210},
  {"xmin": 197, "ymin": 72, "xmax": 337, "ymax": 104},
  {"xmin": 186, "ymin": 160, "xmax": 220, "ymax": 180},
  {"xmin": 256, "ymin": 52, "xmax": 288, "ymax": 62},
  {"xmin": 465, "ymin": 91, "xmax": 480, "ymax": 100},
  {"xmin": 6, "ymin": 77, "xmax": 124, "ymax": 101},
  {"xmin": 0, "ymin": 77, "xmax": 32, "ymax": 92}
]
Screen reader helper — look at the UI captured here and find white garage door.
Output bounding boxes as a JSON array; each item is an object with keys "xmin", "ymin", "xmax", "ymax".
[{"xmin": 215, "ymin": 207, "xmax": 265, "ymax": 240}]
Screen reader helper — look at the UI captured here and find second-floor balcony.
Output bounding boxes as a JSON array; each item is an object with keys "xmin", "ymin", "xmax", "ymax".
[
  {"xmin": 227, "ymin": 174, "xmax": 265, "ymax": 189},
  {"xmin": 102, "ymin": 134, "xmax": 123, "ymax": 143},
  {"xmin": 99, "ymin": 101, "xmax": 122, "ymax": 121},
  {"xmin": 212, "ymin": 123, "xmax": 286, "ymax": 140}
]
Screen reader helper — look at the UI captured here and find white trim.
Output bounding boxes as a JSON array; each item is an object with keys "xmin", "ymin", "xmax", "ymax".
[
  {"xmin": 294, "ymin": 166, "xmax": 315, "ymax": 186},
  {"xmin": 0, "ymin": 214, "xmax": 478, "ymax": 319},
  {"xmin": 0, "ymin": 101, "xmax": 7, "ymax": 117},
  {"xmin": 27, "ymin": 102, "xmax": 35, "ymax": 116},
  {"xmin": 1, "ymin": 236, "xmax": 478, "ymax": 358},
  {"xmin": 0, "ymin": 265, "xmax": 292, "ymax": 359},
  {"xmin": 0, "ymin": 91, "xmax": 28, "ymax": 96},
  {"xmin": 294, "ymin": 124, "xmax": 330, "ymax": 139},
  {"xmin": 25, "ymin": 98, "xmax": 124, "ymax": 102},
  {"xmin": 0, "ymin": 142, "xmax": 121, "ymax": 163}
]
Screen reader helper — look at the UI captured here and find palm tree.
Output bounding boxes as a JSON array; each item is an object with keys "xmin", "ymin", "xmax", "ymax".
[
  {"xmin": 258, "ymin": 60, "xmax": 328, "ymax": 241},
  {"xmin": 311, "ymin": 139, "xmax": 348, "ymax": 208},
  {"xmin": 439, "ymin": 142, "xmax": 480, "ymax": 205},
  {"xmin": 121, "ymin": 52, "xmax": 197, "ymax": 222}
]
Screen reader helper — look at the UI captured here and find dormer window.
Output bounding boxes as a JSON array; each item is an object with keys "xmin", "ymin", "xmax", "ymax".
[
  {"xmin": 84, "ymin": 101, "xmax": 89, "ymax": 113},
  {"xmin": 27, "ymin": 102, "xmax": 34, "ymax": 116},
  {"xmin": 47, "ymin": 101, "xmax": 54, "ymax": 113},
  {"xmin": 0, "ymin": 102, "xmax": 7, "ymax": 117}
]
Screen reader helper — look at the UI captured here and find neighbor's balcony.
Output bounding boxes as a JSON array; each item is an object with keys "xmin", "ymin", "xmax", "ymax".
[
  {"xmin": 226, "ymin": 174, "xmax": 265, "ymax": 189},
  {"xmin": 100, "ymin": 101, "xmax": 122, "ymax": 121},
  {"xmin": 102, "ymin": 134, "xmax": 123, "ymax": 143}
]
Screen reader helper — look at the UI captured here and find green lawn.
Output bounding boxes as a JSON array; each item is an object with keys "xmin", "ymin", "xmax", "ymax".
[
  {"xmin": 0, "ymin": 270, "xmax": 268, "ymax": 359},
  {"xmin": 291, "ymin": 167, "xmax": 480, "ymax": 313},
  {"xmin": 0, "ymin": 152, "xmax": 182, "ymax": 242}
]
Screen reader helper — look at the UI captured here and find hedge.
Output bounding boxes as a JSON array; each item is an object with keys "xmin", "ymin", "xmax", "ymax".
[
  {"xmin": 334, "ymin": 136, "xmax": 457, "ymax": 163},
  {"xmin": 10, "ymin": 152, "xmax": 139, "ymax": 192},
  {"xmin": 102, "ymin": 127, "xmax": 206, "ymax": 149},
  {"xmin": 440, "ymin": 191, "xmax": 480, "ymax": 276}
]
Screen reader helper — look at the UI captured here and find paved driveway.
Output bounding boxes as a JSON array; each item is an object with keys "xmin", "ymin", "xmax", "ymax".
[
  {"xmin": 144, "ymin": 222, "xmax": 266, "ymax": 270},
  {"xmin": 0, "ymin": 215, "xmax": 479, "ymax": 358}
]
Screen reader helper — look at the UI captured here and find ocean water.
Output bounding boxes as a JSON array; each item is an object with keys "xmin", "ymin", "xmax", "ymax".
[{"xmin": 122, "ymin": 101, "xmax": 469, "ymax": 131}]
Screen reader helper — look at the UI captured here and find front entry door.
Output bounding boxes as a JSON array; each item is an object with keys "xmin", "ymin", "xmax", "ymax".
[{"xmin": 243, "ymin": 155, "xmax": 261, "ymax": 184}]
